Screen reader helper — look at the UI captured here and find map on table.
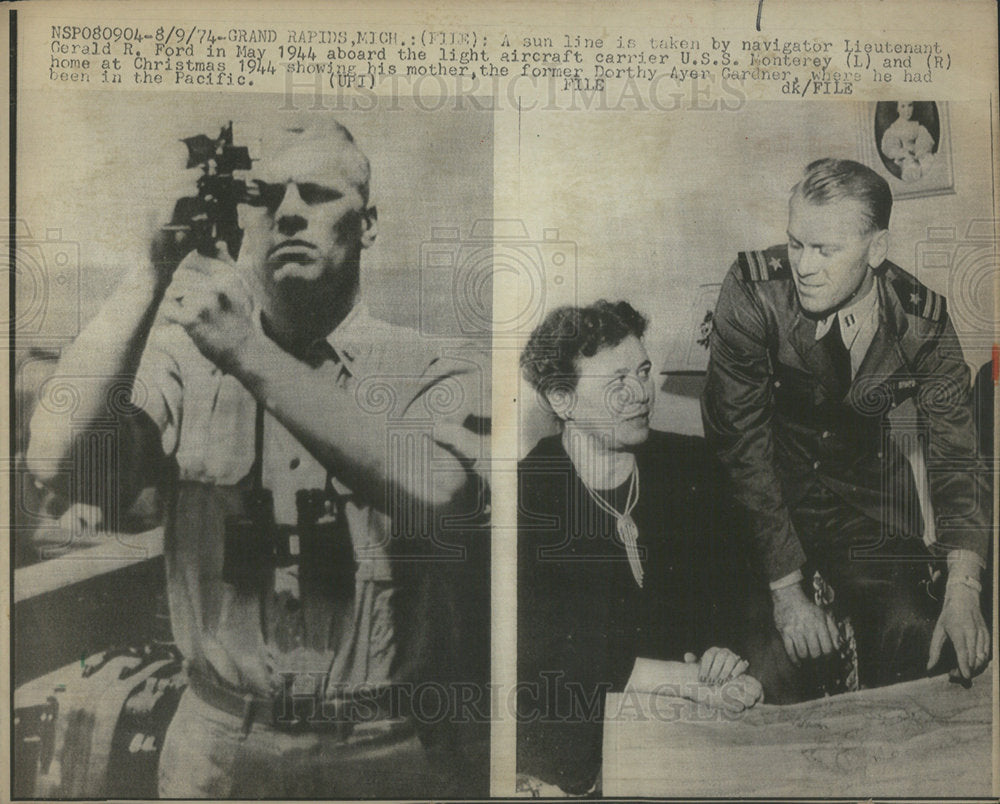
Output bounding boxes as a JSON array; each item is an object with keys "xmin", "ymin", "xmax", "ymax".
[{"xmin": 603, "ymin": 668, "xmax": 993, "ymax": 798}]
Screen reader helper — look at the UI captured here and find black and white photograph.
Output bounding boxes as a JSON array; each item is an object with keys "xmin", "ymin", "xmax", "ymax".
[
  {"xmin": 864, "ymin": 100, "xmax": 956, "ymax": 199},
  {"xmin": 6, "ymin": 2, "xmax": 998, "ymax": 803},
  {"xmin": 11, "ymin": 91, "xmax": 492, "ymax": 799},
  {"xmin": 875, "ymin": 100, "xmax": 940, "ymax": 182},
  {"xmin": 514, "ymin": 100, "xmax": 994, "ymax": 798}
]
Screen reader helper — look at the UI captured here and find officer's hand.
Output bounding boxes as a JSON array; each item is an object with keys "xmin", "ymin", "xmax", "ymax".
[
  {"xmin": 771, "ymin": 583, "xmax": 840, "ymax": 664},
  {"xmin": 161, "ymin": 242, "xmax": 260, "ymax": 373},
  {"xmin": 927, "ymin": 583, "xmax": 990, "ymax": 680}
]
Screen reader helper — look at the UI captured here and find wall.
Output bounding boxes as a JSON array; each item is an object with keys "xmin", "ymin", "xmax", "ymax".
[
  {"xmin": 13, "ymin": 93, "xmax": 992, "ymax": 457},
  {"xmin": 515, "ymin": 100, "xmax": 995, "ymax": 454}
]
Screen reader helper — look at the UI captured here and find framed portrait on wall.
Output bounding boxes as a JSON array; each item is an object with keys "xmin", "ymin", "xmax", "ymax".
[{"xmin": 859, "ymin": 101, "xmax": 956, "ymax": 199}]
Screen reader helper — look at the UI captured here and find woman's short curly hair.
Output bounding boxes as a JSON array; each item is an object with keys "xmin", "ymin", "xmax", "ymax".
[{"xmin": 520, "ymin": 300, "xmax": 649, "ymax": 394}]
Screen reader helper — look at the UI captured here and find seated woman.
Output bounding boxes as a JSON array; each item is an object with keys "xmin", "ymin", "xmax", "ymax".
[{"xmin": 516, "ymin": 300, "xmax": 762, "ymax": 796}]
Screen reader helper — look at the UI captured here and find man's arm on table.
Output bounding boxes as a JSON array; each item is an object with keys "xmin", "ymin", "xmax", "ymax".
[{"xmin": 701, "ymin": 264, "xmax": 838, "ymax": 663}]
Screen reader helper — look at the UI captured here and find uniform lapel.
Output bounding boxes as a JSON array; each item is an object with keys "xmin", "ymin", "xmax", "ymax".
[
  {"xmin": 853, "ymin": 273, "xmax": 906, "ymax": 388},
  {"xmin": 787, "ymin": 273, "xmax": 907, "ymax": 402}
]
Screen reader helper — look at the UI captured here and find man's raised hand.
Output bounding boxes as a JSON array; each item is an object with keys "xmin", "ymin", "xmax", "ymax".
[{"xmin": 160, "ymin": 241, "xmax": 260, "ymax": 373}]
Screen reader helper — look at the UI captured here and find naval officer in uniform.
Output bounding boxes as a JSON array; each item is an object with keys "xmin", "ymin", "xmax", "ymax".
[{"xmin": 701, "ymin": 158, "xmax": 990, "ymax": 700}]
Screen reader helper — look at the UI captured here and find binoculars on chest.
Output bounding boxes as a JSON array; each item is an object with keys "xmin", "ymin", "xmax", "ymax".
[{"xmin": 221, "ymin": 487, "xmax": 358, "ymax": 595}]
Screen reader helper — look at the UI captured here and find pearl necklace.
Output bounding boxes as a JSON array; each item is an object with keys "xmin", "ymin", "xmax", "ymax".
[{"xmin": 582, "ymin": 466, "xmax": 643, "ymax": 588}]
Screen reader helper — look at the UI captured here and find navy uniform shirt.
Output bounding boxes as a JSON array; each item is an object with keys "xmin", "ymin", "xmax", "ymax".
[{"xmin": 701, "ymin": 245, "xmax": 989, "ymax": 582}]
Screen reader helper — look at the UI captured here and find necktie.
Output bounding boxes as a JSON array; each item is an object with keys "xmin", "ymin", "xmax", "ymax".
[{"xmin": 824, "ymin": 316, "xmax": 852, "ymax": 393}]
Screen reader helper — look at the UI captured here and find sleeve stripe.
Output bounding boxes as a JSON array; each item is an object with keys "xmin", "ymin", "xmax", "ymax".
[
  {"xmin": 931, "ymin": 292, "xmax": 944, "ymax": 321},
  {"xmin": 737, "ymin": 252, "xmax": 752, "ymax": 282},
  {"xmin": 755, "ymin": 250, "xmax": 769, "ymax": 280},
  {"xmin": 924, "ymin": 289, "xmax": 945, "ymax": 321},
  {"xmin": 738, "ymin": 249, "xmax": 785, "ymax": 281}
]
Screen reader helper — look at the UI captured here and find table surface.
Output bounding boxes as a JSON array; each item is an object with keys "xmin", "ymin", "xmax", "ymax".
[
  {"xmin": 603, "ymin": 668, "xmax": 995, "ymax": 798},
  {"xmin": 13, "ymin": 527, "xmax": 164, "ymax": 603}
]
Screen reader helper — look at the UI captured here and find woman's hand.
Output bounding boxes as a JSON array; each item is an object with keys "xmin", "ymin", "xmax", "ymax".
[
  {"xmin": 679, "ymin": 649, "xmax": 763, "ymax": 712},
  {"xmin": 693, "ymin": 673, "xmax": 764, "ymax": 713},
  {"xmin": 628, "ymin": 652, "xmax": 763, "ymax": 713},
  {"xmin": 690, "ymin": 647, "xmax": 750, "ymax": 685}
]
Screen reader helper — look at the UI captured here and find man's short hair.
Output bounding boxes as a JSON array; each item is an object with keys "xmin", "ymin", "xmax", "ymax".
[
  {"xmin": 520, "ymin": 300, "xmax": 648, "ymax": 394},
  {"xmin": 275, "ymin": 120, "xmax": 372, "ymax": 204},
  {"xmin": 793, "ymin": 158, "xmax": 892, "ymax": 233}
]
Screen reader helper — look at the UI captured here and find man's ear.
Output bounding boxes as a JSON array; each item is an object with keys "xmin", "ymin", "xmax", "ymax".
[
  {"xmin": 360, "ymin": 205, "xmax": 378, "ymax": 249},
  {"xmin": 867, "ymin": 228, "xmax": 889, "ymax": 269}
]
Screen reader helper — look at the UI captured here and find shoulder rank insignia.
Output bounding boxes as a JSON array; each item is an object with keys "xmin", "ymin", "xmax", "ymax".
[
  {"xmin": 738, "ymin": 247, "xmax": 789, "ymax": 282},
  {"xmin": 889, "ymin": 270, "xmax": 947, "ymax": 322}
]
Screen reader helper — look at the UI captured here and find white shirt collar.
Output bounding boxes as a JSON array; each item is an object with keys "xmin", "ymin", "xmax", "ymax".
[
  {"xmin": 814, "ymin": 277, "xmax": 880, "ymax": 349},
  {"xmin": 323, "ymin": 301, "xmax": 373, "ymax": 365},
  {"xmin": 290, "ymin": 302, "xmax": 372, "ymax": 370}
]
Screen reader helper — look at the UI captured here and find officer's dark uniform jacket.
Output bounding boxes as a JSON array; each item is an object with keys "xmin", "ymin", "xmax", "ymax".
[{"xmin": 701, "ymin": 244, "xmax": 990, "ymax": 583}]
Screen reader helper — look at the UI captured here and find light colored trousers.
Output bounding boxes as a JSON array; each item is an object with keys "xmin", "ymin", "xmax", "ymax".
[{"xmin": 158, "ymin": 688, "xmax": 460, "ymax": 798}]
